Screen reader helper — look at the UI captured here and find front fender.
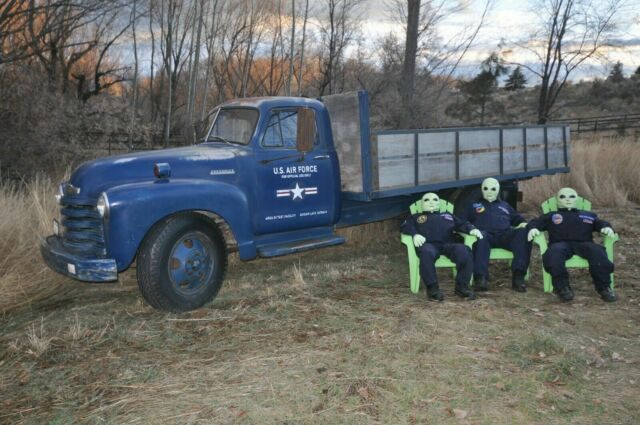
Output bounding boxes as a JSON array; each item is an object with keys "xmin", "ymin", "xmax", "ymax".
[{"xmin": 105, "ymin": 179, "xmax": 256, "ymax": 271}]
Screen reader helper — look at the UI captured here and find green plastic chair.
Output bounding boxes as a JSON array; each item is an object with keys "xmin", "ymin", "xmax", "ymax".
[
  {"xmin": 400, "ymin": 199, "xmax": 477, "ymax": 294},
  {"xmin": 532, "ymin": 196, "xmax": 619, "ymax": 293}
]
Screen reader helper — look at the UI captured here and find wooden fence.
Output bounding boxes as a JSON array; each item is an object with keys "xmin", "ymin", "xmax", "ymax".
[{"xmin": 555, "ymin": 113, "xmax": 640, "ymax": 135}]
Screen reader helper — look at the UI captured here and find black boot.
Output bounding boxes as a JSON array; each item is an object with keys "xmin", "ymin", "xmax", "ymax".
[
  {"xmin": 553, "ymin": 278, "xmax": 574, "ymax": 302},
  {"xmin": 597, "ymin": 286, "xmax": 617, "ymax": 302},
  {"xmin": 425, "ymin": 283, "xmax": 444, "ymax": 301},
  {"xmin": 511, "ymin": 272, "xmax": 527, "ymax": 293},
  {"xmin": 473, "ymin": 275, "xmax": 488, "ymax": 292},
  {"xmin": 455, "ymin": 282, "xmax": 476, "ymax": 300}
]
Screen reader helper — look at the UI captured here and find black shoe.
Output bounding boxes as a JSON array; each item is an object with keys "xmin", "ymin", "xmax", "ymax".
[
  {"xmin": 557, "ymin": 286, "xmax": 574, "ymax": 302},
  {"xmin": 455, "ymin": 283, "xmax": 476, "ymax": 300},
  {"xmin": 512, "ymin": 272, "xmax": 527, "ymax": 293},
  {"xmin": 474, "ymin": 275, "xmax": 488, "ymax": 292},
  {"xmin": 597, "ymin": 287, "xmax": 617, "ymax": 302},
  {"xmin": 426, "ymin": 284, "xmax": 444, "ymax": 302}
]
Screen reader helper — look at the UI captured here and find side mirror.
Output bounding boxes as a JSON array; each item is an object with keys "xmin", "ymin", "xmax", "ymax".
[{"xmin": 296, "ymin": 107, "xmax": 316, "ymax": 152}]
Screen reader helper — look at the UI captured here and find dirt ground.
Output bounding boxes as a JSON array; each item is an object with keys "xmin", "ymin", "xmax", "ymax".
[{"xmin": 1, "ymin": 207, "xmax": 639, "ymax": 424}]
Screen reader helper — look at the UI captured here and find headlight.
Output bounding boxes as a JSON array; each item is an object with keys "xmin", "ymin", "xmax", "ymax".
[{"xmin": 96, "ymin": 193, "xmax": 110, "ymax": 218}]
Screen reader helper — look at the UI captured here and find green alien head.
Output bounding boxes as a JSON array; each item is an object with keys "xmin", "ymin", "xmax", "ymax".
[
  {"xmin": 421, "ymin": 192, "xmax": 440, "ymax": 213},
  {"xmin": 481, "ymin": 178, "xmax": 500, "ymax": 202},
  {"xmin": 557, "ymin": 187, "xmax": 578, "ymax": 210}
]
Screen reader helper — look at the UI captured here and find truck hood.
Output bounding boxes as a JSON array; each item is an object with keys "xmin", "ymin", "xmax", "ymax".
[{"xmin": 66, "ymin": 144, "xmax": 245, "ymax": 202}]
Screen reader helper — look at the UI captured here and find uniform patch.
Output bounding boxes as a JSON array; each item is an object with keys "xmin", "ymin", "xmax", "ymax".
[
  {"xmin": 417, "ymin": 215, "xmax": 427, "ymax": 224},
  {"xmin": 472, "ymin": 203, "xmax": 485, "ymax": 213},
  {"xmin": 441, "ymin": 213, "xmax": 454, "ymax": 221},
  {"xmin": 552, "ymin": 213, "xmax": 563, "ymax": 224},
  {"xmin": 579, "ymin": 214, "xmax": 594, "ymax": 224}
]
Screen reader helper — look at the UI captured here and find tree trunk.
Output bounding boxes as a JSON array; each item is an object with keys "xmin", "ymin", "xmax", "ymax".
[
  {"xmin": 297, "ymin": 0, "xmax": 309, "ymax": 96},
  {"xmin": 401, "ymin": 0, "xmax": 420, "ymax": 126},
  {"xmin": 149, "ymin": 0, "xmax": 156, "ymax": 123},
  {"xmin": 129, "ymin": 0, "xmax": 139, "ymax": 151},
  {"xmin": 187, "ymin": 0, "xmax": 204, "ymax": 144},
  {"xmin": 286, "ymin": 0, "xmax": 295, "ymax": 96}
]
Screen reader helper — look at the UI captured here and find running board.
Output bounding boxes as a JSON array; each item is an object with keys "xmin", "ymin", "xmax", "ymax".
[{"xmin": 257, "ymin": 235, "xmax": 345, "ymax": 258}]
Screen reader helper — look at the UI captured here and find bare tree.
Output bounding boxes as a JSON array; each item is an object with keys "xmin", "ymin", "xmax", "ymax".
[
  {"xmin": 388, "ymin": 0, "xmax": 492, "ymax": 126},
  {"xmin": 186, "ymin": 0, "xmax": 205, "ymax": 143},
  {"xmin": 500, "ymin": 0, "xmax": 624, "ymax": 123},
  {"xmin": 199, "ymin": 0, "xmax": 221, "ymax": 120},
  {"xmin": 316, "ymin": 0, "xmax": 363, "ymax": 96},
  {"xmin": 158, "ymin": 0, "xmax": 193, "ymax": 146},
  {"xmin": 128, "ymin": 0, "xmax": 139, "ymax": 150},
  {"xmin": 297, "ymin": 0, "xmax": 309, "ymax": 96}
]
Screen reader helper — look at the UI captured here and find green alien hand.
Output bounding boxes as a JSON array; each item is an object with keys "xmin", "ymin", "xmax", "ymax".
[
  {"xmin": 515, "ymin": 222, "xmax": 527, "ymax": 229},
  {"xmin": 470, "ymin": 229, "xmax": 483, "ymax": 239},
  {"xmin": 413, "ymin": 234, "xmax": 426, "ymax": 247},
  {"xmin": 527, "ymin": 228, "xmax": 540, "ymax": 242},
  {"xmin": 600, "ymin": 227, "xmax": 614, "ymax": 237}
]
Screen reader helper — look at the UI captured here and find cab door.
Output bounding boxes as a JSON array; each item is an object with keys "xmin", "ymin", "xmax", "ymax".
[{"xmin": 254, "ymin": 107, "xmax": 338, "ymax": 235}]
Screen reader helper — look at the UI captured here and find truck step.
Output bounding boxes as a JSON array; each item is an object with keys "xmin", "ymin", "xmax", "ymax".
[{"xmin": 257, "ymin": 235, "xmax": 345, "ymax": 258}]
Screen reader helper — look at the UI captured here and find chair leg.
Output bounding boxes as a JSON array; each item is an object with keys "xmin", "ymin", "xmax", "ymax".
[
  {"xmin": 543, "ymin": 270, "xmax": 553, "ymax": 293},
  {"xmin": 410, "ymin": 255, "xmax": 420, "ymax": 294}
]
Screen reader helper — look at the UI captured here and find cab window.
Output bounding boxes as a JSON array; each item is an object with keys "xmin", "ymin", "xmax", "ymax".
[{"xmin": 262, "ymin": 109, "xmax": 318, "ymax": 149}]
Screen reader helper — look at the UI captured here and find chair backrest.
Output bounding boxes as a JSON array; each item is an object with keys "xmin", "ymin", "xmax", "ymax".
[
  {"xmin": 541, "ymin": 196, "xmax": 592, "ymax": 213},
  {"xmin": 409, "ymin": 199, "xmax": 454, "ymax": 214}
]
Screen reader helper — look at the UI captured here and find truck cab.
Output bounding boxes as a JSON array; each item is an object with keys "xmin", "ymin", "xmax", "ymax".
[{"xmin": 41, "ymin": 97, "xmax": 347, "ymax": 312}]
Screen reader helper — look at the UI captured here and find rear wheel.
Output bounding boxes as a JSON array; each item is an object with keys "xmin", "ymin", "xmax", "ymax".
[{"xmin": 137, "ymin": 214, "xmax": 227, "ymax": 312}]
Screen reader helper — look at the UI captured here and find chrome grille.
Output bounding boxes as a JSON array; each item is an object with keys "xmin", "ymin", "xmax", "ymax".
[{"xmin": 60, "ymin": 203, "xmax": 106, "ymax": 257}]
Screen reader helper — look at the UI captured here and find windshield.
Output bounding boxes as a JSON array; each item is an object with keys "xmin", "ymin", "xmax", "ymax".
[{"xmin": 206, "ymin": 108, "xmax": 258, "ymax": 145}]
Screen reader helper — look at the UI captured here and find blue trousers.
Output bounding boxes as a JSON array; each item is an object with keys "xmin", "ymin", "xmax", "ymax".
[
  {"xmin": 416, "ymin": 243, "xmax": 473, "ymax": 286},
  {"xmin": 472, "ymin": 228, "xmax": 531, "ymax": 279},
  {"xmin": 542, "ymin": 241, "xmax": 613, "ymax": 290}
]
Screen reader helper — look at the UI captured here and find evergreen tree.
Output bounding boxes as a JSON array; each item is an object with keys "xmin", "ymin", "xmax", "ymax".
[
  {"xmin": 607, "ymin": 61, "xmax": 625, "ymax": 83},
  {"xmin": 634, "ymin": 65, "xmax": 640, "ymax": 78},
  {"xmin": 505, "ymin": 66, "xmax": 527, "ymax": 90},
  {"xmin": 446, "ymin": 54, "xmax": 507, "ymax": 125}
]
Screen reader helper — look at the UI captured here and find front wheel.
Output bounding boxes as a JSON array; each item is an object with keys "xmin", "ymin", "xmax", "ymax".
[{"xmin": 137, "ymin": 214, "xmax": 227, "ymax": 312}]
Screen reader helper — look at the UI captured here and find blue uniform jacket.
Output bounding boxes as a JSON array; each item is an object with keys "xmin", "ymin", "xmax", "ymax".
[
  {"xmin": 462, "ymin": 199, "xmax": 525, "ymax": 234},
  {"xmin": 527, "ymin": 209, "xmax": 612, "ymax": 243},
  {"xmin": 401, "ymin": 211, "xmax": 476, "ymax": 244}
]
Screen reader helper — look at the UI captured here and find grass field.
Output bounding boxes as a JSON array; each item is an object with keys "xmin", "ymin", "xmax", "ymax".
[
  {"xmin": 1, "ymin": 137, "xmax": 640, "ymax": 423},
  {"xmin": 1, "ymin": 206, "xmax": 639, "ymax": 424}
]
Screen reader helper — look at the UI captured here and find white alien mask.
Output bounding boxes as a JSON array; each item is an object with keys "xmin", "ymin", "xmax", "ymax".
[
  {"xmin": 481, "ymin": 178, "xmax": 500, "ymax": 202},
  {"xmin": 557, "ymin": 187, "xmax": 578, "ymax": 210},
  {"xmin": 421, "ymin": 192, "xmax": 440, "ymax": 213}
]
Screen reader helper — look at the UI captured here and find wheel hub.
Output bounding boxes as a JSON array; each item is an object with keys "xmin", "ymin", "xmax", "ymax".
[{"xmin": 168, "ymin": 232, "xmax": 215, "ymax": 294}]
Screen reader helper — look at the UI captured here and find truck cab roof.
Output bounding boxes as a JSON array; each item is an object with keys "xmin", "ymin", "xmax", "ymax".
[{"xmin": 218, "ymin": 96, "xmax": 324, "ymax": 112}]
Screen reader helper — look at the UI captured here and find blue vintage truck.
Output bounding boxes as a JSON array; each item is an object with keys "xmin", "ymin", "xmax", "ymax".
[{"xmin": 41, "ymin": 91, "xmax": 570, "ymax": 311}]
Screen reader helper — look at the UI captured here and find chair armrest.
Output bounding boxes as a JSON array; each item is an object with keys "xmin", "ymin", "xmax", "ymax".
[
  {"xmin": 603, "ymin": 233, "xmax": 619, "ymax": 260},
  {"xmin": 456, "ymin": 232, "xmax": 478, "ymax": 249},
  {"xmin": 532, "ymin": 233, "xmax": 549, "ymax": 254},
  {"xmin": 400, "ymin": 233, "xmax": 413, "ymax": 248}
]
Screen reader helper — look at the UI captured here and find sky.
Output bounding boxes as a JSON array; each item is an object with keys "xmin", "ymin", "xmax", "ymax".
[{"xmin": 356, "ymin": 0, "xmax": 640, "ymax": 81}]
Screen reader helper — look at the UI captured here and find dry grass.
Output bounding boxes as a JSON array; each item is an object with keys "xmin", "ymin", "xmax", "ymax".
[
  {"xmin": 0, "ymin": 176, "xmax": 65, "ymax": 313},
  {"xmin": 521, "ymin": 136, "xmax": 640, "ymax": 211},
  {"xmin": 0, "ymin": 139, "xmax": 639, "ymax": 423},
  {"xmin": 0, "ymin": 208, "xmax": 638, "ymax": 423}
]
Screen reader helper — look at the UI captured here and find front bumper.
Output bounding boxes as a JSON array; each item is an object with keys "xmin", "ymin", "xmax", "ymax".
[{"xmin": 41, "ymin": 235, "xmax": 118, "ymax": 282}]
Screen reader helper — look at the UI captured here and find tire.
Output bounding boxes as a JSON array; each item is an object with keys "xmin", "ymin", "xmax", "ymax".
[{"xmin": 136, "ymin": 214, "xmax": 227, "ymax": 312}]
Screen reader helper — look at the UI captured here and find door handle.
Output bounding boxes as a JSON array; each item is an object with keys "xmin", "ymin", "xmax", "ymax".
[{"xmin": 314, "ymin": 155, "xmax": 330, "ymax": 160}]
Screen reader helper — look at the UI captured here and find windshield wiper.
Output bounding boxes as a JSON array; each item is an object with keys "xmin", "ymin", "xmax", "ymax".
[{"xmin": 207, "ymin": 135, "xmax": 237, "ymax": 145}]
